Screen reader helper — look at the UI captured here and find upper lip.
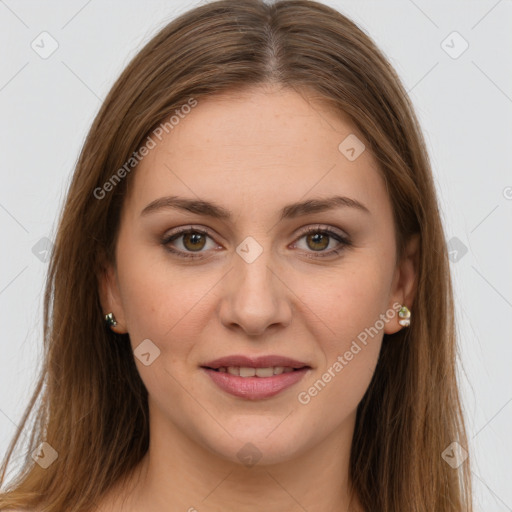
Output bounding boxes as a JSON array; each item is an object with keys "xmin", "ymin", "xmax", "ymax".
[{"xmin": 202, "ymin": 355, "xmax": 311, "ymax": 369}]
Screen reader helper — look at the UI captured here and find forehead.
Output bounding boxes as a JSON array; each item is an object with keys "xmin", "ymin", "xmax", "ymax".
[{"xmin": 124, "ymin": 86, "xmax": 389, "ymax": 221}]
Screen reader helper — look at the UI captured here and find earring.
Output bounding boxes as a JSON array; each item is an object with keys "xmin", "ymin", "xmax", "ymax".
[
  {"xmin": 105, "ymin": 312, "xmax": 118, "ymax": 328},
  {"xmin": 398, "ymin": 305, "xmax": 411, "ymax": 327}
]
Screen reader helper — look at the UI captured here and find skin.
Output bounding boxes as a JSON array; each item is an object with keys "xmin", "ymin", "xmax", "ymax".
[{"xmin": 97, "ymin": 84, "xmax": 419, "ymax": 512}]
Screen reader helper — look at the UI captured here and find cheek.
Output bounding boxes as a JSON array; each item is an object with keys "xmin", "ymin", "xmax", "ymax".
[
  {"xmin": 114, "ymin": 244, "xmax": 213, "ymax": 406},
  {"xmin": 302, "ymin": 255, "xmax": 393, "ymax": 348},
  {"xmin": 294, "ymin": 255, "xmax": 392, "ymax": 401},
  {"xmin": 115, "ymin": 240, "xmax": 213, "ymax": 351}
]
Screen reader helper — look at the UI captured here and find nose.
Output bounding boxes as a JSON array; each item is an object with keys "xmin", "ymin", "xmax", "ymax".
[{"xmin": 217, "ymin": 244, "xmax": 292, "ymax": 337}]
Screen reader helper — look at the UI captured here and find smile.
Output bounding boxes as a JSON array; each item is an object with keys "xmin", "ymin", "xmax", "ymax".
[
  {"xmin": 210, "ymin": 366, "xmax": 299, "ymax": 377},
  {"xmin": 201, "ymin": 366, "xmax": 310, "ymax": 400}
]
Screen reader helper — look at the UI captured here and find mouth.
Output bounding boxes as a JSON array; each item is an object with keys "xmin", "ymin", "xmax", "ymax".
[
  {"xmin": 200, "ymin": 364, "xmax": 311, "ymax": 400},
  {"xmin": 200, "ymin": 354, "xmax": 312, "ymax": 400},
  {"xmin": 202, "ymin": 365, "xmax": 309, "ymax": 377}
]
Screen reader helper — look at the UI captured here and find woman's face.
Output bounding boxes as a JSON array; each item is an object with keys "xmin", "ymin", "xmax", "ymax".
[{"xmin": 101, "ymin": 85, "xmax": 415, "ymax": 465}]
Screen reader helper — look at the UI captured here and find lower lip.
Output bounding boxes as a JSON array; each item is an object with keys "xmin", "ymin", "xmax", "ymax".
[{"xmin": 202, "ymin": 368, "xmax": 309, "ymax": 400}]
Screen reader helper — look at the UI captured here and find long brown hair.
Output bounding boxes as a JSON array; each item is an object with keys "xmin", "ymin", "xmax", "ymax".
[{"xmin": 0, "ymin": 1, "xmax": 473, "ymax": 510}]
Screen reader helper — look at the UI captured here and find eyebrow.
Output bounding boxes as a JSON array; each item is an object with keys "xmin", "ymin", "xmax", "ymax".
[{"xmin": 140, "ymin": 194, "xmax": 370, "ymax": 221}]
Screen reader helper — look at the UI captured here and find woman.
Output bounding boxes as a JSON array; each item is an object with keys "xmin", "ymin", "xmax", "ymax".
[{"xmin": 0, "ymin": 0, "xmax": 473, "ymax": 510}]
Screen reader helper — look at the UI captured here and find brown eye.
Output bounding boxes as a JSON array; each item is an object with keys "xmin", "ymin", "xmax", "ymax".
[
  {"xmin": 305, "ymin": 232, "xmax": 330, "ymax": 251},
  {"xmin": 294, "ymin": 226, "xmax": 351, "ymax": 259},
  {"xmin": 162, "ymin": 227, "xmax": 218, "ymax": 259},
  {"xmin": 182, "ymin": 232, "xmax": 207, "ymax": 251}
]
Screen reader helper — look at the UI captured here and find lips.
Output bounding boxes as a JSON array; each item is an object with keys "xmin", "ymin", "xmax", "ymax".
[
  {"xmin": 202, "ymin": 354, "xmax": 310, "ymax": 370},
  {"xmin": 200, "ymin": 354, "xmax": 312, "ymax": 400}
]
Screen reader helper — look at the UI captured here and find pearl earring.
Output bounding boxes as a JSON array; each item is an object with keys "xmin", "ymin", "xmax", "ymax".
[{"xmin": 398, "ymin": 305, "xmax": 411, "ymax": 327}]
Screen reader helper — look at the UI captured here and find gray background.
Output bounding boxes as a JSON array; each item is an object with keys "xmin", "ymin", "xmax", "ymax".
[{"xmin": 1, "ymin": 0, "xmax": 511, "ymax": 510}]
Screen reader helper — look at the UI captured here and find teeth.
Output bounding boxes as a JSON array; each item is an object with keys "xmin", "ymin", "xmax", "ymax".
[
  {"xmin": 239, "ymin": 367, "xmax": 256, "ymax": 377},
  {"xmin": 217, "ymin": 366, "xmax": 300, "ymax": 377},
  {"xmin": 255, "ymin": 367, "xmax": 274, "ymax": 377}
]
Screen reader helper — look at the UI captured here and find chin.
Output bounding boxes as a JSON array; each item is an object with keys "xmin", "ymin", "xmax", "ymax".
[{"xmin": 199, "ymin": 422, "xmax": 308, "ymax": 467}]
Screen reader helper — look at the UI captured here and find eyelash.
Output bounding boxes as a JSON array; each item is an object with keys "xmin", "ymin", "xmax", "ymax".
[{"xmin": 161, "ymin": 225, "xmax": 351, "ymax": 260}]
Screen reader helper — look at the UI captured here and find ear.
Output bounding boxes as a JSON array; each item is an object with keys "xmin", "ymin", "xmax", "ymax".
[
  {"xmin": 384, "ymin": 233, "xmax": 420, "ymax": 335},
  {"xmin": 97, "ymin": 256, "xmax": 128, "ymax": 334}
]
